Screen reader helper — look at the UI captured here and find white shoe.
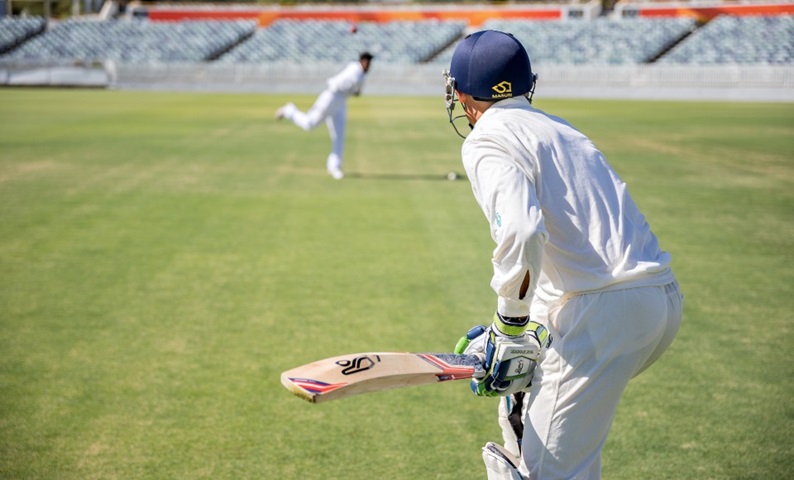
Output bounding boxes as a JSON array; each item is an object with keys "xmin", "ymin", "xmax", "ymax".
[
  {"xmin": 275, "ymin": 103, "xmax": 292, "ymax": 120},
  {"xmin": 328, "ymin": 168, "xmax": 344, "ymax": 180}
]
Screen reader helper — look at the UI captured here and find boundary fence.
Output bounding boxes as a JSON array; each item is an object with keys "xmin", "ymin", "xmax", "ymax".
[{"xmin": 1, "ymin": 62, "xmax": 793, "ymax": 101}]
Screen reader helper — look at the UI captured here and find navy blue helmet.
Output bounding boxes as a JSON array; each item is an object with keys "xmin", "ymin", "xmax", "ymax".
[
  {"xmin": 443, "ymin": 30, "xmax": 537, "ymax": 138},
  {"xmin": 449, "ymin": 30, "xmax": 535, "ymax": 101}
]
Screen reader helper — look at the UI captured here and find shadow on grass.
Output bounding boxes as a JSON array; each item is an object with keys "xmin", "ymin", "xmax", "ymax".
[{"xmin": 345, "ymin": 172, "xmax": 468, "ymax": 182}]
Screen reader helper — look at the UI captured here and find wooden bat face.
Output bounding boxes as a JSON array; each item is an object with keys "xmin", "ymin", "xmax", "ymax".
[{"xmin": 281, "ymin": 352, "xmax": 484, "ymax": 403}]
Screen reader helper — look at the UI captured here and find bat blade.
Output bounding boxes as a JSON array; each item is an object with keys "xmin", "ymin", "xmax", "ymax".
[{"xmin": 281, "ymin": 352, "xmax": 484, "ymax": 403}]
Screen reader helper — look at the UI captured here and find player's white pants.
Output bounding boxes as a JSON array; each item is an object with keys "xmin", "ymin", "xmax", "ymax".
[
  {"xmin": 283, "ymin": 89, "xmax": 347, "ymax": 173},
  {"xmin": 520, "ymin": 281, "xmax": 683, "ymax": 479}
]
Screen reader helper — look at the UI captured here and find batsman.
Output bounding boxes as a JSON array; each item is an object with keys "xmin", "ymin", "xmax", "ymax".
[{"xmin": 444, "ymin": 31, "xmax": 683, "ymax": 479}]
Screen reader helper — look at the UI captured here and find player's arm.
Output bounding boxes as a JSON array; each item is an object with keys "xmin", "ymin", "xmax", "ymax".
[
  {"xmin": 329, "ymin": 63, "xmax": 362, "ymax": 95},
  {"xmin": 459, "ymin": 136, "xmax": 551, "ymax": 397},
  {"xmin": 463, "ymin": 137, "xmax": 548, "ymax": 318}
]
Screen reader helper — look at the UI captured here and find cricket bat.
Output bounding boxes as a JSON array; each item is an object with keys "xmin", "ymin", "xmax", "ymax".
[{"xmin": 281, "ymin": 352, "xmax": 485, "ymax": 403}]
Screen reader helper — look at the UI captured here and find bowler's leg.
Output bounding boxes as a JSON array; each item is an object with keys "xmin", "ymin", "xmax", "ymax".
[
  {"xmin": 278, "ymin": 90, "xmax": 335, "ymax": 131},
  {"xmin": 325, "ymin": 100, "xmax": 347, "ymax": 179}
]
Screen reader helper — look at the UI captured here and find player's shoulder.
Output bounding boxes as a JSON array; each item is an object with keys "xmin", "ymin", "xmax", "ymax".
[
  {"xmin": 471, "ymin": 104, "xmax": 529, "ymax": 140},
  {"xmin": 347, "ymin": 60, "xmax": 364, "ymax": 72},
  {"xmin": 337, "ymin": 61, "xmax": 359, "ymax": 74},
  {"xmin": 461, "ymin": 121, "xmax": 513, "ymax": 161}
]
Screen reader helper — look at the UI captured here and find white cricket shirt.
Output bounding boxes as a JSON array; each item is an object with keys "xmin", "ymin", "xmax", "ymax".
[
  {"xmin": 462, "ymin": 97, "xmax": 674, "ymax": 317},
  {"xmin": 326, "ymin": 61, "xmax": 366, "ymax": 96}
]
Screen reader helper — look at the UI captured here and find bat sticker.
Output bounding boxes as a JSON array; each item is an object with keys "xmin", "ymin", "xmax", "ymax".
[
  {"xmin": 336, "ymin": 354, "xmax": 382, "ymax": 375},
  {"xmin": 288, "ymin": 378, "xmax": 347, "ymax": 395}
]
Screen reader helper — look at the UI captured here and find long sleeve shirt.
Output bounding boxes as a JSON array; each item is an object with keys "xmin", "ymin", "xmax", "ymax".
[
  {"xmin": 461, "ymin": 97, "xmax": 675, "ymax": 317},
  {"xmin": 326, "ymin": 61, "xmax": 366, "ymax": 96}
]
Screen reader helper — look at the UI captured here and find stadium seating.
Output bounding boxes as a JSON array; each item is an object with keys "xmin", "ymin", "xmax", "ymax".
[
  {"xmin": 217, "ymin": 19, "xmax": 467, "ymax": 64},
  {"xmin": 0, "ymin": 16, "xmax": 46, "ymax": 55},
  {"xmin": 435, "ymin": 17, "xmax": 697, "ymax": 66},
  {"xmin": 1, "ymin": 14, "xmax": 792, "ymax": 68},
  {"xmin": 1, "ymin": 18, "xmax": 256, "ymax": 63},
  {"xmin": 659, "ymin": 14, "xmax": 793, "ymax": 65}
]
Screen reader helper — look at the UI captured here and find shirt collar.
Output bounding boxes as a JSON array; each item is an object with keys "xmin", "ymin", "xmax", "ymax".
[{"xmin": 477, "ymin": 96, "xmax": 530, "ymax": 124}]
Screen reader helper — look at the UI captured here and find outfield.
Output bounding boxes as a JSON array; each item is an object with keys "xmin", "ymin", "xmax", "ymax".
[{"xmin": 0, "ymin": 89, "xmax": 791, "ymax": 479}]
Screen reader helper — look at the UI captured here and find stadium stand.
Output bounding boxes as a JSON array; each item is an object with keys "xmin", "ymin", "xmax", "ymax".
[
  {"xmin": 659, "ymin": 14, "xmax": 794, "ymax": 65},
  {"xmin": 0, "ymin": 16, "xmax": 46, "ymax": 55},
  {"xmin": 441, "ymin": 17, "xmax": 698, "ymax": 66},
  {"xmin": 2, "ymin": 14, "xmax": 791, "ymax": 67},
  {"xmin": 0, "ymin": 5, "xmax": 791, "ymax": 99},
  {"xmin": 217, "ymin": 19, "xmax": 467, "ymax": 64},
  {"xmin": 1, "ymin": 18, "xmax": 256, "ymax": 63}
]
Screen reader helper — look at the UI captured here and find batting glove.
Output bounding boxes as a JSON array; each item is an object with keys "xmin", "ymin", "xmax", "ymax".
[{"xmin": 455, "ymin": 314, "xmax": 551, "ymax": 397}]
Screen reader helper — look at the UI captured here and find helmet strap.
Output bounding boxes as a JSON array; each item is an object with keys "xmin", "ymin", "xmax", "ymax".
[{"xmin": 526, "ymin": 74, "xmax": 538, "ymax": 104}]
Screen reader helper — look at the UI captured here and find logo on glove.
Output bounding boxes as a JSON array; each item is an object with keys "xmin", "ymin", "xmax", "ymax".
[{"xmin": 507, "ymin": 357, "xmax": 534, "ymax": 378}]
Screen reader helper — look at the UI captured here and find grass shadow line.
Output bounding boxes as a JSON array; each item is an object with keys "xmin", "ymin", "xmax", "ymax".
[{"xmin": 344, "ymin": 172, "xmax": 468, "ymax": 182}]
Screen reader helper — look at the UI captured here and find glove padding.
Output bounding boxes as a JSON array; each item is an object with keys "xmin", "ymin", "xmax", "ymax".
[
  {"xmin": 455, "ymin": 314, "xmax": 551, "ymax": 397},
  {"xmin": 482, "ymin": 442, "xmax": 526, "ymax": 480}
]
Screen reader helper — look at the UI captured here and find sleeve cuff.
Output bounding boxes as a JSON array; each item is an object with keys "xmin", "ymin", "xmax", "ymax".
[{"xmin": 497, "ymin": 297, "xmax": 530, "ymax": 318}]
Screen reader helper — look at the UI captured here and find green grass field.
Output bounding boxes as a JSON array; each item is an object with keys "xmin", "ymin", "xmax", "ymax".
[{"xmin": 1, "ymin": 88, "xmax": 792, "ymax": 479}]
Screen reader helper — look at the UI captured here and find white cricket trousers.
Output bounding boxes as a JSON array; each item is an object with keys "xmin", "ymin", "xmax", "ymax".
[
  {"xmin": 521, "ymin": 282, "xmax": 683, "ymax": 479},
  {"xmin": 283, "ymin": 89, "xmax": 347, "ymax": 172}
]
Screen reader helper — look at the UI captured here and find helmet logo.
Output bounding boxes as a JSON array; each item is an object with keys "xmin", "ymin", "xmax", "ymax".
[{"xmin": 491, "ymin": 81, "xmax": 512, "ymax": 99}]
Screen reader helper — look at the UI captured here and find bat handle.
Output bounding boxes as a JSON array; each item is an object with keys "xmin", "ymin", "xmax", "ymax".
[{"xmin": 471, "ymin": 353, "xmax": 487, "ymax": 378}]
